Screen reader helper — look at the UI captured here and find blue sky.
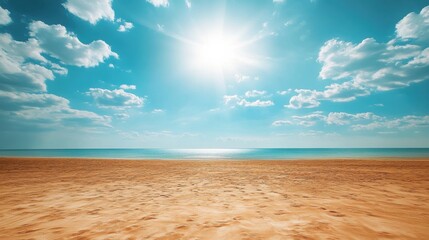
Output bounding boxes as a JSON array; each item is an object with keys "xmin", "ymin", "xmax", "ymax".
[{"xmin": 0, "ymin": 0, "xmax": 428, "ymax": 148}]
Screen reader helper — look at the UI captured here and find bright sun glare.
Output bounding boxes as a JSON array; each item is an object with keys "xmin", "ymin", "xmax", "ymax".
[{"xmin": 194, "ymin": 34, "xmax": 239, "ymax": 69}]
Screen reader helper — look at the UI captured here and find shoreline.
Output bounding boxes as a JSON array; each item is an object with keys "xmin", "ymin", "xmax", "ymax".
[
  {"xmin": 1, "ymin": 156, "xmax": 429, "ymax": 161},
  {"xmin": 1, "ymin": 157, "xmax": 429, "ymax": 239}
]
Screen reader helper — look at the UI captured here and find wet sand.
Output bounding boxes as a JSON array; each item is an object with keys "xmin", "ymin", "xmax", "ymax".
[{"xmin": 0, "ymin": 158, "xmax": 428, "ymax": 239}]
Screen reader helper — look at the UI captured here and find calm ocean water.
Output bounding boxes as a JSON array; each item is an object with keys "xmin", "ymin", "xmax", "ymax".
[{"xmin": 0, "ymin": 148, "xmax": 428, "ymax": 159}]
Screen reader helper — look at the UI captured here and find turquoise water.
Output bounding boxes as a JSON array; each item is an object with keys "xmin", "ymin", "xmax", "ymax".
[{"xmin": 0, "ymin": 148, "xmax": 428, "ymax": 159}]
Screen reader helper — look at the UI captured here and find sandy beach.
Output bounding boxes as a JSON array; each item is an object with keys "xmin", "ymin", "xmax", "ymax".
[{"xmin": 0, "ymin": 158, "xmax": 428, "ymax": 239}]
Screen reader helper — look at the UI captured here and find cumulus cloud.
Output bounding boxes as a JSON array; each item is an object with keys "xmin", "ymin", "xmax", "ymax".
[
  {"xmin": 286, "ymin": 89, "xmax": 321, "ymax": 109},
  {"xmin": 0, "ymin": 19, "xmax": 115, "ymax": 131},
  {"xmin": 0, "ymin": 6, "xmax": 12, "ymax": 25},
  {"xmin": 352, "ymin": 115, "xmax": 429, "ymax": 131},
  {"xmin": 146, "ymin": 0, "xmax": 169, "ymax": 7},
  {"xmin": 317, "ymin": 38, "xmax": 425, "ymax": 90},
  {"xmin": 273, "ymin": 111, "xmax": 379, "ymax": 128},
  {"xmin": 118, "ymin": 21, "xmax": 134, "ymax": 32},
  {"xmin": 245, "ymin": 90, "xmax": 266, "ymax": 98},
  {"xmin": 396, "ymin": 6, "xmax": 429, "ymax": 43},
  {"xmin": 224, "ymin": 94, "xmax": 274, "ymax": 108},
  {"xmin": 273, "ymin": 111, "xmax": 429, "ymax": 132},
  {"xmin": 29, "ymin": 21, "xmax": 118, "ymax": 68},
  {"xmin": 119, "ymin": 84, "xmax": 136, "ymax": 90},
  {"xmin": 0, "ymin": 33, "xmax": 59, "ymax": 92},
  {"xmin": 63, "ymin": 0, "xmax": 115, "ymax": 25},
  {"xmin": 87, "ymin": 88, "xmax": 144, "ymax": 109},
  {"xmin": 239, "ymin": 99, "xmax": 274, "ymax": 107},
  {"xmin": 0, "ymin": 90, "xmax": 111, "ymax": 128},
  {"xmin": 290, "ymin": 111, "xmax": 326, "ymax": 127},
  {"xmin": 152, "ymin": 109, "xmax": 164, "ymax": 113},
  {"xmin": 1, "ymin": 20, "xmax": 116, "ymax": 93},
  {"xmin": 326, "ymin": 112, "xmax": 381, "ymax": 125},
  {"xmin": 286, "ymin": 5, "xmax": 429, "ymax": 109},
  {"xmin": 286, "ymin": 81, "xmax": 370, "ymax": 109}
]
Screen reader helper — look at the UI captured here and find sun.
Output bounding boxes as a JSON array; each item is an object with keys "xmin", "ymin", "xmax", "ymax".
[{"xmin": 194, "ymin": 33, "xmax": 239, "ymax": 70}]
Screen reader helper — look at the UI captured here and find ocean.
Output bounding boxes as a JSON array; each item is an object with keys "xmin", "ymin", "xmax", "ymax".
[{"xmin": 0, "ymin": 148, "xmax": 429, "ymax": 160}]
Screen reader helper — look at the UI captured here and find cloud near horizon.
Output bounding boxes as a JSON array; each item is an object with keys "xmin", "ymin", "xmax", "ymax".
[
  {"xmin": 0, "ymin": 90, "xmax": 111, "ymax": 129},
  {"xmin": 273, "ymin": 111, "xmax": 429, "ymax": 132}
]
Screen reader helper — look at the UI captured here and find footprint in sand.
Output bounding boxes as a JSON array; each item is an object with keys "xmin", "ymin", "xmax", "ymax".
[
  {"xmin": 141, "ymin": 215, "xmax": 157, "ymax": 220},
  {"xmin": 175, "ymin": 225, "xmax": 188, "ymax": 230},
  {"xmin": 155, "ymin": 233, "xmax": 184, "ymax": 240},
  {"xmin": 328, "ymin": 210, "xmax": 346, "ymax": 217}
]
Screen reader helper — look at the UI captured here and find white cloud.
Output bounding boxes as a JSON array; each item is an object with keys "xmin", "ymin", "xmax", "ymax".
[
  {"xmin": 1, "ymin": 20, "xmax": 113, "ymax": 93},
  {"xmin": 234, "ymin": 74, "xmax": 250, "ymax": 83},
  {"xmin": 277, "ymin": 89, "xmax": 292, "ymax": 95},
  {"xmin": 114, "ymin": 113, "xmax": 130, "ymax": 120},
  {"xmin": 273, "ymin": 0, "xmax": 284, "ymax": 3},
  {"xmin": 29, "ymin": 21, "xmax": 118, "ymax": 68},
  {"xmin": 119, "ymin": 84, "xmax": 136, "ymax": 90},
  {"xmin": 146, "ymin": 0, "xmax": 169, "ymax": 7},
  {"xmin": 286, "ymin": 5, "xmax": 429, "ymax": 109},
  {"xmin": 118, "ymin": 21, "xmax": 134, "ymax": 32},
  {"xmin": 352, "ymin": 115, "xmax": 429, "ymax": 131},
  {"xmin": 0, "ymin": 90, "xmax": 68, "ymax": 111},
  {"xmin": 87, "ymin": 88, "xmax": 144, "ymax": 109},
  {"xmin": 0, "ymin": 19, "xmax": 114, "ymax": 131},
  {"xmin": 224, "ymin": 95, "xmax": 274, "ymax": 108},
  {"xmin": 272, "ymin": 111, "xmax": 429, "ymax": 133},
  {"xmin": 317, "ymin": 38, "xmax": 424, "ymax": 90},
  {"xmin": 185, "ymin": 0, "xmax": 192, "ymax": 8},
  {"xmin": 0, "ymin": 90, "xmax": 111, "ymax": 128},
  {"xmin": 326, "ymin": 112, "xmax": 381, "ymax": 125},
  {"xmin": 245, "ymin": 90, "xmax": 266, "ymax": 98},
  {"xmin": 0, "ymin": 33, "xmax": 60, "ymax": 92},
  {"xmin": 273, "ymin": 111, "xmax": 379, "ymax": 128},
  {"xmin": 0, "ymin": 6, "xmax": 12, "ymax": 25},
  {"xmin": 239, "ymin": 99, "xmax": 274, "ymax": 107},
  {"xmin": 108, "ymin": 63, "xmax": 114, "ymax": 68},
  {"xmin": 63, "ymin": 0, "xmax": 114, "ymax": 25},
  {"xmin": 396, "ymin": 6, "xmax": 429, "ymax": 43},
  {"xmin": 291, "ymin": 111, "xmax": 326, "ymax": 127},
  {"xmin": 272, "ymin": 120, "xmax": 292, "ymax": 127},
  {"xmin": 223, "ymin": 95, "xmax": 241, "ymax": 105},
  {"xmin": 286, "ymin": 89, "xmax": 321, "ymax": 109},
  {"xmin": 152, "ymin": 109, "xmax": 164, "ymax": 113}
]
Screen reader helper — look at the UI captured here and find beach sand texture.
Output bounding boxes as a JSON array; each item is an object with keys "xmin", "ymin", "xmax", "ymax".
[{"xmin": 0, "ymin": 158, "xmax": 428, "ymax": 239}]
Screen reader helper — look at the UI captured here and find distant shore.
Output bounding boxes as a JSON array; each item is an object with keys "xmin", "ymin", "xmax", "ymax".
[{"xmin": 1, "ymin": 157, "xmax": 428, "ymax": 239}]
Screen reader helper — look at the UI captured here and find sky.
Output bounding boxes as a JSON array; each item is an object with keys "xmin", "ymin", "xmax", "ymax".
[{"xmin": 0, "ymin": 0, "xmax": 428, "ymax": 149}]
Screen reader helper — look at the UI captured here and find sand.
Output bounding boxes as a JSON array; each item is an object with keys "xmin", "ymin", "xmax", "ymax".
[{"xmin": 0, "ymin": 158, "xmax": 429, "ymax": 239}]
